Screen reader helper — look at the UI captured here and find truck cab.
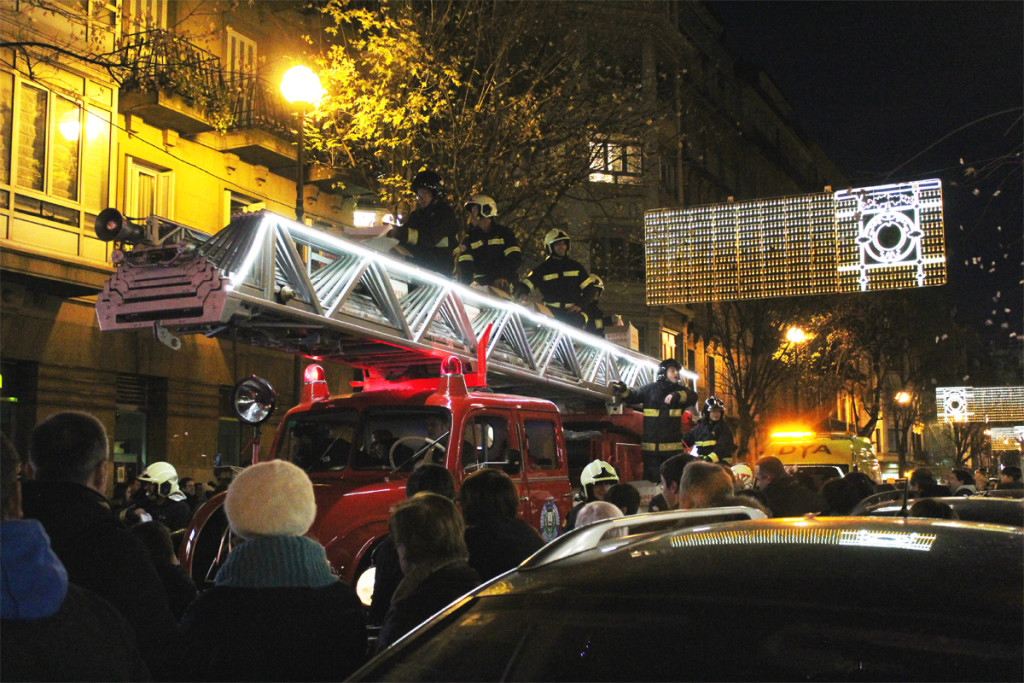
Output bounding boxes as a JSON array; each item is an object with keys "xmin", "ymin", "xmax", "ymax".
[
  {"xmin": 764, "ymin": 431, "xmax": 882, "ymax": 483},
  {"xmin": 180, "ymin": 358, "xmax": 573, "ymax": 594}
]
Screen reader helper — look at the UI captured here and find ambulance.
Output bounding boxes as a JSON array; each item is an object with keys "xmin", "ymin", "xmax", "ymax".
[{"xmin": 764, "ymin": 431, "xmax": 882, "ymax": 483}]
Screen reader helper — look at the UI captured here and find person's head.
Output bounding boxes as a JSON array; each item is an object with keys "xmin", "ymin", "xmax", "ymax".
[
  {"xmin": 2, "ymin": 433, "xmax": 23, "ymax": 520},
  {"xmin": 543, "ymin": 228, "xmax": 571, "ymax": 258},
  {"xmin": 909, "ymin": 498, "xmax": 959, "ymax": 520},
  {"xmin": 909, "ymin": 467, "xmax": 937, "ymax": 493},
  {"xmin": 426, "ymin": 416, "xmax": 447, "ymax": 440},
  {"xmin": 575, "ymin": 501, "xmax": 624, "ymax": 536},
  {"xmin": 180, "ymin": 477, "xmax": 196, "ymax": 497},
  {"xmin": 843, "ymin": 471, "xmax": 877, "ymax": 500},
  {"xmin": 754, "ymin": 456, "xmax": 787, "ymax": 490},
  {"xmin": 411, "ymin": 170, "xmax": 444, "ymax": 209},
  {"xmin": 464, "ymin": 194, "xmax": 498, "ymax": 229},
  {"xmin": 974, "ymin": 469, "xmax": 989, "ymax": 490},
  {"xmin": 129, "ymin": 521, "xmax": 177, "ymax": 566},
  {"xmin": 679, "ymin": 460, "xmax": 734, "ymax": 509},
  {"xmin": 820, "ymin": 477, "xmax": 862, "ymax": 515},
  {"xmin": 28, "ymin": 411, "xmax": 108, "ymax": 492},
  {"xmin": 947, "ymin": 468, "xmax": 972, "ymax": 490},
  {"xmin": 224, "ymin": 460, "xmax": 316, "ymax": 539},
  {"xmin": 458, "ymin": 468, "xmax": 519, "ymax": 524},
  {"xmin": 702, "ymin": 396, "xmax": 725, "ymax": 422},
  {"xmin": 584, "ymin": 275, "xmax": 604, "ymax": 302},
  {"xmin": 406, "ymin": 462, "xmax": 456, "ymax": 500},
  {"xmin": 389, "ymin": 492, "xmax": 467, "ymax": 573},
  {"xmin": 730, "ymin": 463, "xmax": 754, "ymax": 490},
  {"xmin": 659, "ymin": 454, "xmax": 698, "ymax": 509},
  {"xmin": 656, "ymin": 358, "xmax": 681, "ymax": 384},
  {"xmin": 580, "ymin": 460, "xmax": 619, "ymax": 501},
  {"xmin": 1000, "ymin": 466, "xmax": 1022, "ymax": 484},
  {"xmin": 137, "ymin": 461, "xmax": 182, "ymax": 501},
  {"xmin": 604, "ymin": 483, "xmax": 641, "ymax": 515}
]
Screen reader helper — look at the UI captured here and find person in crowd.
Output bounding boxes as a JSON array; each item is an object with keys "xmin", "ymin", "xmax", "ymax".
[
  {"xmin": 820, "ymin": 475, "xmax": 864, "ymax": 515},
  {"xmin": 909, "ymin": 467, "xmax": 951, "ymax": 497},
  {"xmin": 180, "ymin": 460, "xmax": 366, "ymax": 681},
  {"xmin": 909, "ymin": 498, "xmax": 959, "ymax": 520},
  {"xmin": 574, "ymin": 500, "xmax": 627, "ymax": 539},
  {"xmin": 649, "ymin": 453, "xmax": 700, "ymax": 511},
  {"xmin": 678, "ymin": 460, "xmax": 734, "ymax": 509},
  {"xmin": 753, "ymin": 456, "xmax": 827, "ymax": 517},
  {"xmin": 731, "ymin": 462, "xmax": 754, "ymax": 490},
  {"xmin": 369, "ymin": 463, "xmax": 457, "ymax": 626},
  {"xmin": 390, "ymin": 170, "xmax": 459, "ymax": 276},
  {"xmin": 459, "ymin": 468, "xmax": 545, "ymax": 581},
  {"xmin": 130, "ymin": 520, "xmax": 197, "ymax": 620},
  {"xmin": 612, "ymin": 359, "xmax": 698, "ymax": 482},
  {"xmin": 180, "ymin": 477, "xmax": 209, "ymax": 514},
  {"xmin": 515, "ymin": 228, "xmax": 591, "ymax": 328},
  {"xmin": 604, "ymin": 482, "xmax": 641, "ymax": 515},
  {"xmin": 21, "ymin": 411, "xmax": 178, "ymax": 680},
  {"xmin": 682, "ymin": 396, "xmax": 736, "ymax": 464},
  {"xmin": 997, "ymin": 465, "xmax": 1023, "ymax": 490},
  {"xmin": 973, "ymin": 469, "xmax": 991, "ymax": 492},
  {"xmin": 121, "ymin": 461, "xmax": 192, "ymax": 534},
  {"xmin": 457, "ymin": 194, "xmax": 522, "ymax": 292},
  {"xmin": 564, "ymin": 460, "xmax": 619, "ymax": 530},
  {"xmin": 376, "ymin": 493, "xmax": 481, "ymax": 652},
  {"xmin": 844, "ymin": 470, "xmax": 877, "ymax": 501},
  {"xmin": 580, "ymin": 275, "xmax": 620, "ymax": 336},
  {"xmin": 946, "ymin": 468, "xmax": 977, "ymax": 496},
  {"xmin": 2, "ymin": 433, "xmax": 150, "ymax": 682}
]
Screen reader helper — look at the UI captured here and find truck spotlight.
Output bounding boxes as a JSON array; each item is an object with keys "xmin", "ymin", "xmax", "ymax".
[
  {"xmin": 232, "ymin": 375, "xmax": 277, "ymax": 425},
  {"xmin": 94, "ymin": 207, "xmax": 147, "ymax": 244}
]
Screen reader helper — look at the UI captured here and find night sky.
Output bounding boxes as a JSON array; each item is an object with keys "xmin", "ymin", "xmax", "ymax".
[{"xmin": 707, "ymin": 1, "xmax": 1023, "ymax": 344}]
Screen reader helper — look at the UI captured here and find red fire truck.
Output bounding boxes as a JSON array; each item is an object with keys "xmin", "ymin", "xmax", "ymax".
[{"xmin": 93, "ymin": 208, "xmax": 697, "ymax": 592}]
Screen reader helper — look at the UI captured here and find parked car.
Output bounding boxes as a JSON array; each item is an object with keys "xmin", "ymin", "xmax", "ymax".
[
  {"xmin": 350, "ymin": 515, "xmax": 1023, "ymax": 682},
  {"xmin": 858, "ymin": 495, "xmax": 1023, "ymax": 527}
]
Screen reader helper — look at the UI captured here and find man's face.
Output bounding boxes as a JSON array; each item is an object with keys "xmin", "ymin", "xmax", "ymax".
[
  {"xmin": 552, "ymin": 240, "xmax": 569, "ymax": 258},
  {"xmin": 660, "ymin": 475, "xmax": 680, "ymax": 509},
  {"xmin": 182, "ymin": 481, "xmax": 195, "ymax": 496},
  {"xmin": 665, "ymin": 367, "xmax": 679, "ymax": 383},
  {"xmin": 709, "ymin": 408, "xmax": 723, "ymax": 422},
  {"xmin": 753, "ymin": 467, "xmax": 771, "ymax": 489},
  {"xmin": 415, "ymin": 188, "xmax": 434, "ymax": 210},
  {"xmin": 594, "ymin": 482, "xmax": 612, "ymax": 501}
]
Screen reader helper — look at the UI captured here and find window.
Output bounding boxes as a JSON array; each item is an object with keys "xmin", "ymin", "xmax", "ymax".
[
  {"xmin": 126, "ymin": 157, "xmax": 173, "ymax": 218},
  {"xmin": 524, "ymin": 419, "xmax": 558, "ymax": 471},
  {"xmin": 661, "ymin": 329, "xmax": 678, "ymax": 362},
  {"xmin": 687, "ymin": 348, "xmax": 696, "ymax": 372},
  {"xmin": 706, "ymin": 355, "xmax": 716, "ymax": 396},
  {"xmin": 589, "ymin": 235, "xmax": 644, "ymax": 281},
  {"xmin": 225, "ymin": 28, "xmax": 258, "ymax": 90},
  {"xmin": 225, "ymin": 190, "xmax": 262, "ymax": 222},
  {"xmin": 125, "ymin": 0, "xmax": 167, "ymax": 31},
  {"xmin": 462, "ymin": 415, "xmax": 511, "ymax": 473},
  {"xmin": 589, "ymin": 138, "xmax": 642, "ymax": 184}
]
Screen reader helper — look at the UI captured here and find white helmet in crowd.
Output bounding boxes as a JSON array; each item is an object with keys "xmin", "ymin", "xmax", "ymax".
[
  {"xmin": 137, "ymin": 461, "xmax": 186, "ymax": 501},
  {"xmin": 464, "ymin": 194, "xmax": 498, "ymax": 218},
  {"xmin": 731, "ymin": 463, "xmax": 753, "ymax": 490},
  {"xmin": 581, "ymin": 460, "xmax": 619, "ymax": 488}
]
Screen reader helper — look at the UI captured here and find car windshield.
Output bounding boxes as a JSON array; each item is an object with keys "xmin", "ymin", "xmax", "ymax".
[
  {"xmin": 367, "ymin": 592, "xmax": 1021, "ymax": 682},
  {"xmin": 279, "ymin": 409, "xmax": 359, "ymax": 472}
]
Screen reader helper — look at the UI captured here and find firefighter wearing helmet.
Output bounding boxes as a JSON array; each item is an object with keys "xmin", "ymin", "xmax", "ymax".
[
  {"xmin": 564, "ymin": 460, "xmax": 619, "ymax": 531},
  {"xmin": 457, "ymin": 194, "xmax": 522, "ymax": 292},
  {"xmin": 581, "ymin": 274, "xmax": 616, "ymax": 335},
  {"xmin": 121, "ymin": 461, "xmax": 192, "ymax": 533},
  {"xmin": 514, "ymin": 228, "xmax": 591, "ymax": 329},
  {"xmin": 611, "ymin": 359, "xmax": 698, "ymax": 482},
  {"xmin": 683, "ymin": 396, "xmax": 736, "ymax": 464},
  {"xmin": 390, "ymin": 170, "xmax": 459, "ymax": 276}
]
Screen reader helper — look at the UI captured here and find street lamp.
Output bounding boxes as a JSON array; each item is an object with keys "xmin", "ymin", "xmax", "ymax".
[
  {"xmin": 786, "ymin": 326, "xmax": 808, "ymax": 414},
  {"xmin": 280, "ymin": 65, "xmax": 323, "ymax": 222}
]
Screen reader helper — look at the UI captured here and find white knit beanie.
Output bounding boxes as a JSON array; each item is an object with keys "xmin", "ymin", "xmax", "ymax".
[{"xmin": 224, "ymin": 460, "xmax": 317, "ymax": 539}]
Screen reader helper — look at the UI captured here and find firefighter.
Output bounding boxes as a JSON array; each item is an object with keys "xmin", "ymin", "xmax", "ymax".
[
  {"xmin": 121, "ymin": 461, "xmax": 192, "ymax": 534},
  {"xmin": 564, "ymin": 459, "xmax": 619, "ymax": 531},
  {"xmin": 390, "ymin": 170, "xmax": 459, "ymax": 276},
  {"xmin": 516, "ymin": 228, "xmax": 590, "ymax": 329},
  {"xmin": 581, "ymin": 274, "xmax": 619, "ymax": 335},
  {"xmin": 611, "ymin": 359, "xmax": 698, "ymax": 483},
  {"xmin": 683, "ymin": 396, "xmax": 736, "ymax": 464},
  {"xmin": 457, "ymin": 195, "xmax": 522, "ymax": 292}
]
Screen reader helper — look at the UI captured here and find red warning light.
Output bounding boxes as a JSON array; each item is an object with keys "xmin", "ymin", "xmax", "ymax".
[
  {"xmin": 304, "ymin": 364, "xmax": 326, "ymax": 384},
  {"xmin": 441, "ymin": 356, "xmax": 463, "ymax": 376}
]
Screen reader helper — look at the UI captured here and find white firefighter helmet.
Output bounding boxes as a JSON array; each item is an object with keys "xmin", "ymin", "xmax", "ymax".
[
  {"xmin": 731, "ymin": 463, "xmax": 753, "ymax": 490},
  {"xmin": 137, "ymin": 461, "xmax": 185, "ymax": 501},
  {"xmin": 464, "ymin": 194, "xmax": 498, "ymax": 218},
  {"xmin": 543, "ymin": 228, "xmax": 571, "ymax": 254},
  {"xmin": 581, "ymin": 460, "xmax": 619, "ymax": 488}
]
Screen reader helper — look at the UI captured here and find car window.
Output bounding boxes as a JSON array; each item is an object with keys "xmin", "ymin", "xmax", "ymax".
[
  {"xmin": 524, "ymin": 419, "xmax": 558, "ymax": 471},
  {"xmin": 370, "ymin": 594, "xmax": 1022, "ymax": 682},
  {"xmin": 461, "ymin": 414, "xmax": 512, "ymax": 473}
]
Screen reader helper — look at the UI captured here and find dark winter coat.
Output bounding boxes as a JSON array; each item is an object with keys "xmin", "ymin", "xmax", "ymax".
[
  {"xmin": 394, "ymin": 200, "xmax": 459, "ymax": 276},
  {"xmin": 1, "ymin": 518, "xmax": 150, "ymax": 682},
  {"xmin": 464, "ymin": 516, "xmax": 545, "ymax": 580},
  {"xmin": 376, "ymin": 560, "xmax": 481, "ymax": 652},
  {"xmin": 20, "ymin": 480, "xmax": 179, "ymax": 679},
  {"xmin": 518, "ymin": 254, "xmax": 590, "ymax": 327},
  {"xmin": 683, "ymin": 418, "xmax": 736, "ymax": 463},
  {"xmin": 368, "ymin": 534, "xmax": 402, "ymax": 626},
  {"xmin": 762, "ymin": 475, "xmax": 828, "ymax": 518},
  {"xmin": 619, "ymin": 379, "xmax": 698, "ymax": 455},
  {"xmin": 457, "ymin": 222, "xmax": 523, "ymax": 286}
]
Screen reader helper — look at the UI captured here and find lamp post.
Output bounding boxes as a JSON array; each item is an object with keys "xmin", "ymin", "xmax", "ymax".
[
  {"xmin": 893, "ymin": 390, "xmax": 915, "ymax": 478},
  {"xmin": 280, "ymin": 65, "xmax": 323, "ymax": 223},
  {"xmin": 786, "ymin": 326, "xmax": 807, "ymax": 416}
]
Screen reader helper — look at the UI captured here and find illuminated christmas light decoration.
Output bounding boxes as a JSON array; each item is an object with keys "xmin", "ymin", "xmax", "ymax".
[
  {"xmin": 988, "ymin": 426, "xmax": 1024, "ymax": 450},
  {"xmin": 935, "ymin": 386, "xmax": 1024, "ymax": 423},
  {"xmin": 645, "ymin": 180, "xmax": 945, "ymax": 304}
]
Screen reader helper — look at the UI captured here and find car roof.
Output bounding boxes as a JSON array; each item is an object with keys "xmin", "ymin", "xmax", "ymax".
[
  {"xmin": 864, "ymin": 496, "xmax": 1024, "ymax": 527},
  {"xmin": 486, "ymin": 517, "xmax": 1022, "ymax": 616}
]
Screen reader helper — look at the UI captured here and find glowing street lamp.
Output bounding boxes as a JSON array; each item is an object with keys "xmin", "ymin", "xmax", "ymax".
[
  {"xmin": 895, "ymin": 391, "xmax": 912, "ymax": 405},
  {"xmin": 280, "ymin": 65, "xmax": 323, "ymax": 222},
  {"xmin": 786, "ymin": 326, "xmax": 808, "ymax": 413}
]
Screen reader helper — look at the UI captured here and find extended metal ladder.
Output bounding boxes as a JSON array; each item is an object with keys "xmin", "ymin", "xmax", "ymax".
[{"xmin": 96, "ymin": 210, "xmax": 697, "ymax": 400}]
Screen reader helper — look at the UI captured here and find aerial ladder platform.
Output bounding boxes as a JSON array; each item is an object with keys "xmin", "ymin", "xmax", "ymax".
[{"xmin": 95, "ymin": 210, "xmax": 696, "ymax": 401}]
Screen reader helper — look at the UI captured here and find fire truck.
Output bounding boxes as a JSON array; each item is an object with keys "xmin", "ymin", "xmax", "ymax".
[{"xmin": 92, "ymin": 208, "xmax": 698, "ymax": 592}]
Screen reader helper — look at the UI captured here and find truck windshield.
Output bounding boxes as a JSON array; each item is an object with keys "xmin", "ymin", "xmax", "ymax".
[
  {"xmin": 280, "ymin": 409, "xmax": 359, "ymax": 472},
  {"xmin": 350, "ymin": 407, "xmax": 453, "ymax": 470}
]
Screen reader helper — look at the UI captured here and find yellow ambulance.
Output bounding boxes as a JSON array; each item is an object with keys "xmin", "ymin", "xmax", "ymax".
[{"xmin": 764, "ymin": 431, "xmax": 882, "ymax": 483}]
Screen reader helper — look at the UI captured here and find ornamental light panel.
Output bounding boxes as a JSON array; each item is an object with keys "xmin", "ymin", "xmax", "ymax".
[
  {"xmin": 646, "ymin": 180, "xmax": 945, "ymax": 305},
  {"xmin": 988, "ymin": 426, "xmax": 1024, "ymax": 450},
  {"xmin": 935, "ymin": 386, "xmax": 1024, "ymax": 423}
]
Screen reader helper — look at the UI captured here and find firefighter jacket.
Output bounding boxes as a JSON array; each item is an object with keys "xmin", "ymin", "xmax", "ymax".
[
  {"xmin": 457, "ymin": 222, "xmax": 523, "ymax": 286},
  {"xmin": 683, "ymin": 418, "xmax": 735, "ymax": 463},
  {"xmin": 617, "ymin": 379, "xmax": 698, "ymax": 455},
  {"xmin": 518, "ymin": 254, "xmax": 590, "ymax": 327},
  {"xmin": 393, "ymin": 201, "xmax": 459, "ymax": 276}
]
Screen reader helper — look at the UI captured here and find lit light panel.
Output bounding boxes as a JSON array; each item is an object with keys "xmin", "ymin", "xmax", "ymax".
[
  {"xmin": 988, "ymin": 426, "xmax": 1024, "ymax": 450},
  {"xmin": 646, "ymin": 180, "xmax": 945, "ymax": 304},
  {"xmin": 936, "ymin": 386, "xmax": 1024, "ymax": 423}
]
